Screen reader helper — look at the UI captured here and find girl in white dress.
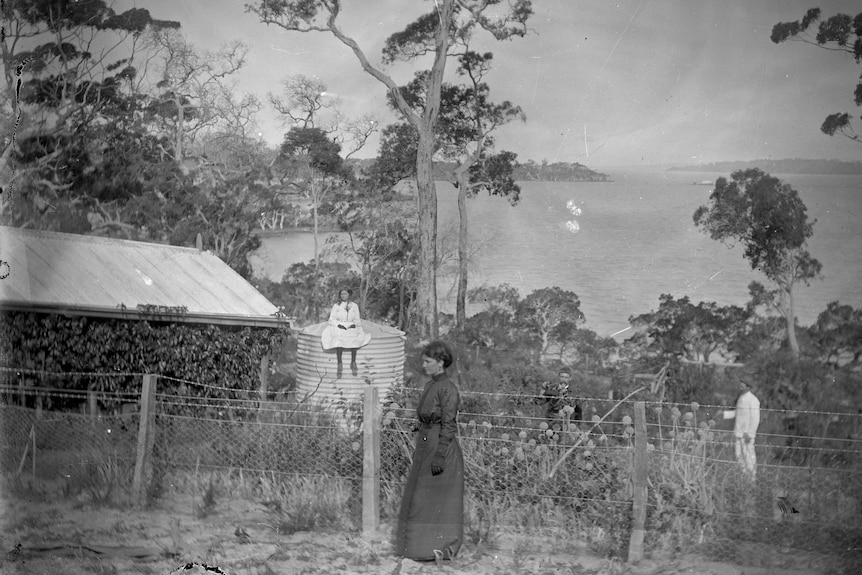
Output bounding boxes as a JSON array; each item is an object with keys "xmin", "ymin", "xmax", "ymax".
[{"xmin": 320, "ymin": 288, "xmax": 371, "ymax": 376}]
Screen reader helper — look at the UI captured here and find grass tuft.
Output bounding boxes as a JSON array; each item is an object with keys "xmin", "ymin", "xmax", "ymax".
[
  {"xmin": 194, "ymin": 475, "xmax": 218, "ymax": 518},
  {"xmin": 257, "ymin": 472, "xmax": 353, "ymax": 534}
]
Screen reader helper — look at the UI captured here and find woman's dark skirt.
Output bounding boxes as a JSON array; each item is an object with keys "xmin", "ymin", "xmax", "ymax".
[{"xmin": 395, "ymin": 423, "xmax": 464, "ymax": 560}]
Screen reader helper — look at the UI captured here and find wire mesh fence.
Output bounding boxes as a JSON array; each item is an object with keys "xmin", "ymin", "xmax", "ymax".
[
  {"xmin": 1, "ymin": 368, "xmax": 860, "ymax": 571},
  {"xmin": 0, "ymin": 370, "xmax": 365, "ymax": 508}
]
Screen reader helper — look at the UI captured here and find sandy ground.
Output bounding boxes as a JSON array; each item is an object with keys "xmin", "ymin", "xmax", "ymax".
[{"xmin": 0, "ymin": 480, "xmax": 838, "ymax": 575}]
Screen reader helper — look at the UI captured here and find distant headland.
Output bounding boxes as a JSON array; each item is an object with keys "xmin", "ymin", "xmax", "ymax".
[
  {"xmin": 348, "ymin": 158, "xmax": 612, "ymax": 182},
  {"xmin": 508, "ymin": 160, "xmax": 612, "ymax": 182},
  {"xmin": 666, "ymin": 158, "xmax": 862, "ymax": 175}
]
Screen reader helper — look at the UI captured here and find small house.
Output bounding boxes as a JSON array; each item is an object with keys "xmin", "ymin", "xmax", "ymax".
[{"xmin": 0, "ymin": 226, "xmax": 290, "ymax": 410}]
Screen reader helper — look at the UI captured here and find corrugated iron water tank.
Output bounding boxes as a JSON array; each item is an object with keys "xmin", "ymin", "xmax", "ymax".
[{"xmin": 296, "ymin": 320, "xmax": 406, "ymax": 407}]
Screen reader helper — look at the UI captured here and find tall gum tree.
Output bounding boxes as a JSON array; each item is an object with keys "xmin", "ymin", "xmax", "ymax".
[
  {"xmin": 0, "ymin": 0, "xmax": 179, "ymax": 226},
  {"xmin": 144, "ymin": 29, "xmax": 250, "ymax": 166},
  {"xmin": 628, "ymin": 294, "xmax": 749, "ymax": 365},
  {"xmin": 693, "ymin": 169, "xmax": 822, "ymax": 357},
  {"xmin": 340, "ymin": 122, "xmax": 424, "ymax": 330},
  {"xmin": 439, "ymin": 51, "xmax": 523, "ymax": 328},
  {"xmin": 771, "ymin": 8, "xmax": 862, "ymax": 144},
  {"xmin": 246, "ymin": 0, "xmax": 533, "ymax": 338},
  {"xmin": 515, "ymin": 286, "xmax": 585, "ymax": 362},
  {"xmin": 388, "ymin": 59, "xmax": 523, "ymax": 328},
  {"xmin": 269, "ymin": 75, "xmax": 377, "ymax": 318},
  {"xmin": 269, "ymin": 74, "xmax": 378, "ymax": 157},
  {"xmin": 280, "ymin": 126, "xmax": 348, "ymax": 319}
]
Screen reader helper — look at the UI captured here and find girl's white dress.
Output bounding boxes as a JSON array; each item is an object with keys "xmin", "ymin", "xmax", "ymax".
[{"xmin": 320, "ymin": 302, "xmax": 372, "ymax": 350}]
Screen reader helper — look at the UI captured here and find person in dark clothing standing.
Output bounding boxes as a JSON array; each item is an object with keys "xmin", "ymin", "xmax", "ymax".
[
  {"xmin": 396, "ymin": 340, "xmax": 464, "ymax": 561},
  {"xmin": 538, "ymin": 367, "xmax": 582, "ymax": 426}
]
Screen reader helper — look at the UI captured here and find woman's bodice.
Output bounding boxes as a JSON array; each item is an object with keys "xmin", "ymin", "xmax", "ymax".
[{"xmin": 417, "ymin": 372, "xmax": 460, "ymax": 427}]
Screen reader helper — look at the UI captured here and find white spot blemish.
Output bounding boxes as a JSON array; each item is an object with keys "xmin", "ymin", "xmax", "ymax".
[
  {"xmin": 561, "ymin": 199, "xmax": 583, "ymax": 233},
  {"xmin": 563, "ymin": 221, "xmax": 580, "ymax": 233},
  {"xmin": 135, "ymin": 268, "xmax": 153, "ymax": 286}
]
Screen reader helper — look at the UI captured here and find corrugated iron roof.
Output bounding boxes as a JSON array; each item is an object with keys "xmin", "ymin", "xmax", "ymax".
[{"xmin": 0, "ymin": 226, "xmax": 288, "ymax": 328}]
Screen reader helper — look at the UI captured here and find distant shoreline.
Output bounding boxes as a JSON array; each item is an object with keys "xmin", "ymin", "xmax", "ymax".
[
  {"xmin": 252, "ymin": 178, "xmax": 617, "ymax": 237},
  {"xmin": 519, "ymin": 178, "xmax": 616, "ymax": 183},
  {"xmin": 667, "ymin": 158, "xmax": 862, "ymax": 175}
]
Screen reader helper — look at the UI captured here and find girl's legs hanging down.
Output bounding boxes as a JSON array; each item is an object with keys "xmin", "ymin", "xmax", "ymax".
[
  {"xmin": 336, "ymin": 348, "xmax": 344, "ymax": 378},
  {"xmin": 350, "ymin": 348, "xmax": 358, "ymax": 376}
]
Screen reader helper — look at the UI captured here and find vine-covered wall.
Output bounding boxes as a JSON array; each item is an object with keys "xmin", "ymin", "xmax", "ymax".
[{"xmin": 0, "ymin": 311, "xmax": 289, "ymax": 398}]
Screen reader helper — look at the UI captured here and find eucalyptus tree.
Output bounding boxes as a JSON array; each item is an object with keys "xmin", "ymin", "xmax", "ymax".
[
  {"xmin": 269, "ymin": 74, "xmax": 333, "ymax": 129},
  {"xmin": 143, "ymin": 28, "xmax": 252, "ymax": 167},
  {"xmin": 552, "ymin": 326, "xmax": 618, "ymax": 372},
  {"xmin": 627, "ymin": 294, "xmax": 749, "ymax": 365},
  {"xmin": 279, "ymin": 127, "xmax": 351, "ymax": 319},
  {"xmin": 1, "ymin": 0, "xmax": 178, "ymax": 229},
  {"xmin": 515, "ymin": 287, "xmax": 585, "ymax": 361},
  {"xmin": 693, "ymin": 169, "xmax": 822, "ymax": 356},
  {"xmin": 364, "ymin": 122, "xmax": 420, "ymax": 195},
  {"xmin": 395, "ymin": 49, "xmax": 523, "ymax": 327},
  {"xmin": 771, "ymin": 8, "xmax": 862, "ymax": 144},
  {"xmin": 246, "ymin": 0, "xmax": 533, "ymax": 338},
  {"xmin": 326, "ymin": 197, "xmax": 419, "ymax": 330},
  {"xmin": 269, "ymin": 73, "xmax": 380, "ymax": 155},
  {"xmin": 463, "ymin": 283, "xmax": 524, "ymax": 351},
  {"xmin": 325, "ymin": 124, "xmax": 422, "ymax": 330},
  {"xmin": 268, "ymin": 74, "xmax": 378, "ymax": 278},
  {"xmin": 808, "ymin": 301, "xmax": 862, "ymax": 368},
  {"xmin": 0, "ymin": 1, "xmax": 272, "ymax": 277},
  {"xmin": 281, "ymin": 127, "xmax": 346, "ymax": 256}
]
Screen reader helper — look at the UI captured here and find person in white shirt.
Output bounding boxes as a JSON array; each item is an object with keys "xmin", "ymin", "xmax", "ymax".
[
  {"xmin": 723, "ymin": 377, "xmax": 761, "ymax": 479},
  {"xmin": 320, "ymin": 288, "xmax": 371, "ymax": 377}
]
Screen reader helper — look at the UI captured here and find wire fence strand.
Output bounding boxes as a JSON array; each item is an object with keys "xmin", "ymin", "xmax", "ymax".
[{"xmin": 1, "ymin": 369, "xmax": 860, "ymax": 570}]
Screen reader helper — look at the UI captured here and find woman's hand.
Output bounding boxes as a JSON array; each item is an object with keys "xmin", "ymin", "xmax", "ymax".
[{"xmin": 430, "ymin": 454, "xmax": 445, "ymax": 476}]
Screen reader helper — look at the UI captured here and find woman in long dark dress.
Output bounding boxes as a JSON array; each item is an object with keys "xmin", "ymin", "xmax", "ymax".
[{"xmin": 396, "ymin": 340, "xmax": 464, "ymax": 561}]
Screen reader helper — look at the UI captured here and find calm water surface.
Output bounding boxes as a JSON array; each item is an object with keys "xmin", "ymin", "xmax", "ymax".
[{"xmin": 251, "ymin": 168, "xmax": 862, "ymax": 337}]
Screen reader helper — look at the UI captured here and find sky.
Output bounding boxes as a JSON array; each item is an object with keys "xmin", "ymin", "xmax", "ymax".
[{"xmin": 127, "ymin": 0, "xmax": 862, "ymax": 169}]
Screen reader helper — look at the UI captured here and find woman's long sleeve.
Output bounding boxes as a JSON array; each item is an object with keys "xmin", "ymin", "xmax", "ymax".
[{"xmin": 435, "ymin": 384, "xmax": 459, "ymax": 459}]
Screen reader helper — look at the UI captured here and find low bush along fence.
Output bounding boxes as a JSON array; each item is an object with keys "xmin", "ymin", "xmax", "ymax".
[{"xmin": 1, "ymin": 368, "xmax": 860, "ymax": 571}]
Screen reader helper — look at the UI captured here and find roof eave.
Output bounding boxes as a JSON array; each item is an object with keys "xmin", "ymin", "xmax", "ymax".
[{"xmin": 0, "ymin": 301, "xmax": 292, "ymax": 329}]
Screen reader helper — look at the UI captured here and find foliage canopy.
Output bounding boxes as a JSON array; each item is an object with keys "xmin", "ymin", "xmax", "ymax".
[
  {"xmin": 772, "ymin": 7, "xmax": 862, "ymax": 143},
  {"xmin": 693, "ymin": 169, "xmax": 821, "ymax": 355}
]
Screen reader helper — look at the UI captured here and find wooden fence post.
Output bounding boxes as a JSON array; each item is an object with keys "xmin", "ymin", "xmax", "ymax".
[
  {"xmin": 132, "ymin": 374, "xmax": 158, "ymax": 507},
  {"xmin": 628, "ymin": 401, "xmax": 648, "ymax": 563},
  {"xmin": 362, "ymin": 386, "xmax": 381, "ymax": 536},
  {"xmin": 88, "ymin": 391, "xmax": 98, "ymax": 427},
  {"xmin": 258, "ymin": 353, "xmax": 270, "ymax": 423}
]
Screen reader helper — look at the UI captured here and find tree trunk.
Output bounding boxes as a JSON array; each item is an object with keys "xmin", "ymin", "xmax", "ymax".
[
  {"xmin": 455, "ymin": 176, "xmax": 469, "ymax": 328},
  {"xmin": 312, "ymin": 176, "xmax": 320, "ymax": 322},
  {"xmin": 313, "ymin": 202, "xmax": 319, "ymax": 263},
  {"xmin": 360, "ymin": 271, "xmax": 368, "ymax": 316},
  {"xmin": 786, "ymin": 286, "xmax": 800, "ymax": 357},
  {"xmin": 174, "ymin": 95, "xmax": 184, "ymax": 164},
  {"xmin": 415, "ymin": 129, "xmax": 438, "ymax": 339},
  {"xmin": 398, "ymin": 266, "xmax": 407, "ymax": 331},
  {"xmin": 360, "ymin": 248, "xmax": 371, "ymax": 314},
  {"xmin": 316, "ymin": 0, "xmax": 456, "ymax": 339}
]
